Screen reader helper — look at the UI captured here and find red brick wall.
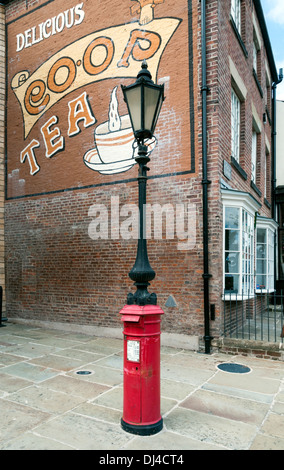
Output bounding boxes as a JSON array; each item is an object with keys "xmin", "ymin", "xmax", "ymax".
[
  {"xmin": 5, "ymin": 175, "xmax": 208, "ymax": 335},
  {"xmin": 4, "ymin": 0, "xmax": 275, "ymax": 345}
]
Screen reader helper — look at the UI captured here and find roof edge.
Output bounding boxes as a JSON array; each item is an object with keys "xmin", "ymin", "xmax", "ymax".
[{"xmin": 254, "ymin": 0, "xmax": 278, "ymax": 83}]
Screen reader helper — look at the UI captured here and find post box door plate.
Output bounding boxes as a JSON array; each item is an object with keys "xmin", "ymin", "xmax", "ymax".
[{"xmin": 127, "ymin": 340, "xmax": 140, "ymax": 362}]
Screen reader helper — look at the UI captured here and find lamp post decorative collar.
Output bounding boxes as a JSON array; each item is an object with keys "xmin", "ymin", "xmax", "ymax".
[{"xmin": 121, "ymin": 61, "xmax": 164, "ymax": 306}]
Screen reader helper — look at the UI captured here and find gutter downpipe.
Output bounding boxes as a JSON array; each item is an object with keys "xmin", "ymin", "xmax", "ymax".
[
  {"xmin": 272, "ymin": 68, "xmax": 283, "ymax": 291},
  {"xmin": 272, "ymin": 69, "xmax": 283, "ymax": 220},
  {"xmin": 201, "ymin": 0, "xmax": 212, "ymax": 354}
]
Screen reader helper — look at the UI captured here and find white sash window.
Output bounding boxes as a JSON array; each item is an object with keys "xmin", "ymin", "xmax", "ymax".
[
  {"xmin": 231, "ymin": 0, "xmax": 241, "ymax": 34},
  {"xmin": 231, "ymin": 88, "xmax": 241, "ymax": 162}
]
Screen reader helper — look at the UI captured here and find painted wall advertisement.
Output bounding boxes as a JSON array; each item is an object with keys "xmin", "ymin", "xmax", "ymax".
[{"xmin": 6, "ymin": 0, "xmax": 196, "ymax": 199}]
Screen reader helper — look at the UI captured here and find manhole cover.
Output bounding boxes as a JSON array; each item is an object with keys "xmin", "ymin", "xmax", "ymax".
[
  {"xmin": 217, "ymin": 363, "xmax": 251, "ymax": 374},
  {"xmin": 76, "ymin": 370, "xmax": 92, "ymax": 375}
]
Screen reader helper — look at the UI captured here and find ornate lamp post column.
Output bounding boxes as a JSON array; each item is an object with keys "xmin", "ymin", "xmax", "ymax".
[{"xmin": 121, "ymin": 60, "xmax": 164, "ymax": 306}]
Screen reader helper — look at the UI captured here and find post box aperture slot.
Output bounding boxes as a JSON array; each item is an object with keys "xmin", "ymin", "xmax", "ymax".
[
  {"xmin": 121, "ymin": 315, "xmax": 140, "ymax": 323},
  {"xmin": 127, "ymin": 339, "xmax": 140, "ymax": 363}
]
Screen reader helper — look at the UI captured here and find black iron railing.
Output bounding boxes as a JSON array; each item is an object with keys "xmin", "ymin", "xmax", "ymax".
[{"xmin": 223, "ymin": 290, "xmax": 284, "ymax": 343}]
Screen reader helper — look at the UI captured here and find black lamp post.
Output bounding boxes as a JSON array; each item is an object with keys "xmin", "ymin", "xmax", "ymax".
[{"xmin": 121, "ymin": 61, "xmax": 164, "ymax": 306}]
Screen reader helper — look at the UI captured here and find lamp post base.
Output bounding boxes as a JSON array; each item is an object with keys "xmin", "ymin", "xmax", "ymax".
[{"xmin": 121, "ymin": 418, "xmax": 163, "ymax": 436}]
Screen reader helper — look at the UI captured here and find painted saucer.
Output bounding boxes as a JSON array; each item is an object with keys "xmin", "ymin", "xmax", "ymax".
[{"xmin": 83, "ymin": 147, "xmax": 136, "ymax": 175}]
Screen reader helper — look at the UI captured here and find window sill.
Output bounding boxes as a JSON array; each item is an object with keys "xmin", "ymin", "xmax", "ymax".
[
  {"xmin": 255, "ymin": 289, "xmax": 275, "ymax": 294},
  {"xmin": 230, "ymin": 16, "xmax": 248, "ymax": 58},
  {"xmin": 231, "ymin": 156, "xmax": 248, "ymax": 180},
  {"xmin": 265, "ymin": 107, "xmax": 272, "ymax": 126},
  {"xmin": 253, "ymin": 69, "xmax": 263, "ymax": 98},
  {"xmin": 251, "ymin": 180, "xmax": 262, "ymax": 197},
  {"xmin": 222, "ymin": 293, "xmax": 255, "ymax": 302}
]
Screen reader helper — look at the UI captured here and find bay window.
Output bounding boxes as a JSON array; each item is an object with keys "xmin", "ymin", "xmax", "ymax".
[{"xmin": 222, "ymin": 189, "xmax": 261, "ymax": 299}]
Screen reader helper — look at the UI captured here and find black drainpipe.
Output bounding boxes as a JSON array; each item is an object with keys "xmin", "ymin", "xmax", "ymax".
[
  {"xmin": 271, "ymin": 68, "xmax": 283, "ymax": 292},
  {"xmin": 201, "ymin": 0, "xmax": 212, "ymax": 354},
  {"xmin": 271, "ymin": 68, "xmax": 283, "ymax": 220}
]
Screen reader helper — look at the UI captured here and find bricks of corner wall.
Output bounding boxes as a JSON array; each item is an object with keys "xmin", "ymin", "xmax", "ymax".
[
  {"xmin": 217, "ymin": 342, "xmax": 284, "ymax": 362},
  {"xmin": 4, "ymin": 0, "xmax": 275, "ymax": 339}
]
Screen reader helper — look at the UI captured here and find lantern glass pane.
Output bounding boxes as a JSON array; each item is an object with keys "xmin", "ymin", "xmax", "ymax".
[
  {"xmin": 144, "ymin": 86, "xmax": 161, "ymax": 133},
  {"xmin": 124, "ymin": 86, "xmax": 141, "ymax": 132},
  {"xmin": 152, "ymin": 94, "xmax": 163, "ymax": 134}
]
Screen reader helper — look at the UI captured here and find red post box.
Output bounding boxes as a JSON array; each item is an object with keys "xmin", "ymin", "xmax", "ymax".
[{"xmin": 120, "ymin": 303, "xmax": 164, "ymax": 435}]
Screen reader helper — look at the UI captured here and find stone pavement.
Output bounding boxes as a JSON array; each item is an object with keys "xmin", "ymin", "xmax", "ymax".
[{"xmin": 0, "ymin": 321, "xmax": 283, "ymax": 451}]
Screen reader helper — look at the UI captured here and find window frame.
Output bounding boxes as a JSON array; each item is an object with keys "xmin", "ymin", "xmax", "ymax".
[
  {"xmin": 231, "ymin": 88, "xmax": 241, "ymax": 163},
  {"xmin": 264, "ymin": 146, "xmax": 270, "ymax": 202},
  {"xmin": 231, "ymin": 0, "xmax": 241, "ymax": 35},
  {"xmin": 253, "ymin": 33, "xmax": 260, "ymax": 77},
  {"xmin": 255, "ymin": 217, "xmax": 277, "ymax": 293},
  {"xmin": 265, "ymin": 70, "xmax": 272, "ymax": 121},
  {"xmin": 224, "ymin": 206, "xmax": 254, "ymax": 298},
  {"xmin": 251, "ymin": 130, "xmax": 257, "ymax": 184}
]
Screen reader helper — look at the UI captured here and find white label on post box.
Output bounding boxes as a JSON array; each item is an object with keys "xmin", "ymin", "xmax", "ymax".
[{"xmin": 127, "ymin": 340, "xmax": 140, "ymax": 363}]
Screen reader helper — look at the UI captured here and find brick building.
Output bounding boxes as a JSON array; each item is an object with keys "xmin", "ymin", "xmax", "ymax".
[
  {"xmin": 1, "ymin": 0, "xmax": 282, "ymax": 352},
  {"xmin": 276, "ymin": 99, "xmax": 284, "ymax": 294}
]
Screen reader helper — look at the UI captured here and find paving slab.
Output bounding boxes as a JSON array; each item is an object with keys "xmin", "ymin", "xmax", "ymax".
[
  {"xmin": 0, "ymin": 334, "xmax": 33, "ymax": 346},
  {"xmin": 260, "ymin": 412, "xmax": 284, "ymax": 439},
  {"xmin": 2, "ymin": 343, "xmax": 58, "ymax": 359},
  {"xmin": 39, "ymin": 374, "xmax": 110, "ymax": 399},
  {"xmin": 206, "ymin": 368, "xmax": 281, "ymax": 395},
  {"xmin": 180, "ymin": 389, "xmax": 270, "ymax": 426},
  {"xmin": 5, "ymin": 385, "xmax": 86, "ymax": 414},
  {"xmin": 164, "ymin": 407, "xmax": 258, "ymax": 450},
  {"xmin": 72, "ymin": 339, "xmax": 122, "ymax": 355},
  {"xmin": 0, "ymin": 352, "xmax": 26, "ymax": 366},
  {"xmin": 0, "ymin": 399, "xmax": 51, "ymax": 445},
  {"xmin": 67, "ymin": 364, "xmax": 123, "ymax": 387},
  {"xmin": 32, "ymin": 413, "xmax": 133, "ymax": 450},
  {"xmin": 92, "ymin": 386, "xmax": 123, "ymax": 410},
  {"xmin": 0, "ymin": 373, "xmax": 31, "ymax": 394},
  {"xmin": 161, "ymin": 363, "xmax": 215, "ymax": 385},
  {"xmin": 249, "ymin": 433, "xmax": 284, "ymax": 450},
  {"xmin": 0, "ymin": 362, "xmax": 59, "ymax": 383},
  {"xmin": 161, "ymin": 379, "xmax": 195, "ymax": 401},
  {"xmin": 93, "ymin": 337, "xmax": 123, "ymax": 349},
  {"xmin": 95, "ymin": 353, "xmax": 124, "ymax": 370},
  {"xmin": 124, "ymin": 430, "xmax": 225, "ymax": 450},
  {"xmin": 272, "ymin": 402, "xmax": 284, "ymax": 414},
  {"xmin": 162, "ymin": 352, "xmax": 220, "ymax": 371},
  {"xmin": 49, "ymin": 348, "xmax": 104, "ymax": 363},
  {"xmin": 202, "ymin": 382, "xmax": 275, "ymax": 404},
  {"xmin": 27, "ymin": 336, "xmax": 85, "ymax": 349},
  {"xmin": 29, "ymin": 353, "xmax": 86, "ymax": 371},
  {"xmin": 72, "ymin": 402, "xmax": 122, "ymax": 424},
  {"xmin": 0, "ymin": 433, "xmax": 75, "ymax": 450}
]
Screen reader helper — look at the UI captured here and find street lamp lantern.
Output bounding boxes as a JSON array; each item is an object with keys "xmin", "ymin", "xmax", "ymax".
[
  {"xmin": 122, "ymin": 60, "xmax": 164, "ymax": 143},
  {"xmin": 121, "ymin": 60, "xmax": 165, "ymax": 306}
]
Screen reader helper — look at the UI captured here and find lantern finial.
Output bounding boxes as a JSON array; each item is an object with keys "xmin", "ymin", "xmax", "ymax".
[{"xmin": 137, "ymin": 60, "xmax": 152, "ymax": 81}]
